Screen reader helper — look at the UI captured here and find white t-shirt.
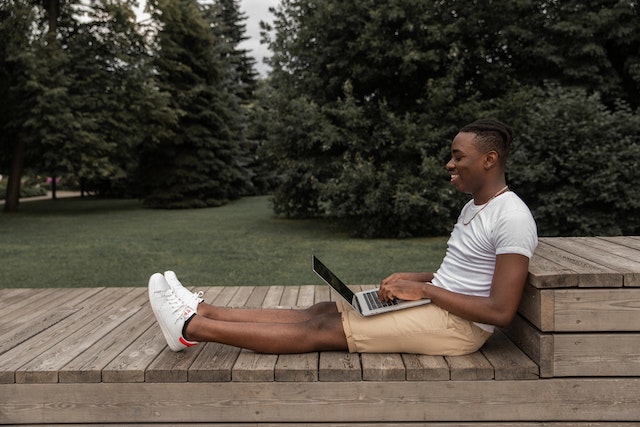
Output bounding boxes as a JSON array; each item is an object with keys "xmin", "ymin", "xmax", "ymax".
[{"xmin": 431, "ymin": 191, "xmax": 538, "ymax": 332}]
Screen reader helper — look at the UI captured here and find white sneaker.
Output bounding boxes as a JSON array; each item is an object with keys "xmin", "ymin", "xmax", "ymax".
[
  {"xmin": 148, "ymin": 273, "xmax": 198, "ymax": 352},
  {"xmin": 163, "ymin": 270, "xmax": 203, "ymax": 313}
]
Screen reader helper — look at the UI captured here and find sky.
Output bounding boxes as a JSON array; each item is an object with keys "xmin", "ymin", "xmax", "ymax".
[
  {"xmin": 134, "ymin": 0, "xmax": 278, "ymax": 77},
  {"xmin": 237, "ymin": 0, "xmax": 279, "ymax": 76}
]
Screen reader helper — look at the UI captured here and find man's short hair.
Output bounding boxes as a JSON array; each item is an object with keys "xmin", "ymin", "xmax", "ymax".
[{"xmin": 460, "ymin": 118, "xmax": 514, "ymax": 162}]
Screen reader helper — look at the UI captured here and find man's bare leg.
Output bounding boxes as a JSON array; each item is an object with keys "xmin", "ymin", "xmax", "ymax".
[
  {"xmin": 196, "ymin": 301, "xmax": 339, "ymax": 324},
  {"xmin": 185, "ymin": 308, "xmax": 348, "ymax": 353}
]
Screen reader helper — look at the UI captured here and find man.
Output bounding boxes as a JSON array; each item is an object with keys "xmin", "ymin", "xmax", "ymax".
[{"xmin": 148, "ymin": 118, "xmax": 538, "ymax": 355}]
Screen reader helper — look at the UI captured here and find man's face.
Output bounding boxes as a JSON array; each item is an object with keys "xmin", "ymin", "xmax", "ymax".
[{"xmin": 445, "ymin": 132, "xmax": 487, "ymax": 195}]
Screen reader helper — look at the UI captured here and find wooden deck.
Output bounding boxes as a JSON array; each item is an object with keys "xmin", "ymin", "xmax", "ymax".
[{"xmin": 1, "ymin": 237, "xmax": 640, "ymax": 425}]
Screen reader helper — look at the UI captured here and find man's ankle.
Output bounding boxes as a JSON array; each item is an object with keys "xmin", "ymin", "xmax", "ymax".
[{"xmin": 182, "ymin": 314, "xmax": 196, "ymax": 341}]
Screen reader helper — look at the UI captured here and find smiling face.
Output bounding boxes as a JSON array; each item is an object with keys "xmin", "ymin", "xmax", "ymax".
[{"xmin": 446, "ymin": 132, "xmax": 495, "ymax": 197}]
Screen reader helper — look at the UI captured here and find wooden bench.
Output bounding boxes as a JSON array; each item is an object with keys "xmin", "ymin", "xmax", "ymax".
[
  {"xmin": 1, "ymin": 237, "xmax": 639, "ymax": 425},
  {"xmin": 506, "ymin": 236, "xmax": 640, "ymax": 378}
]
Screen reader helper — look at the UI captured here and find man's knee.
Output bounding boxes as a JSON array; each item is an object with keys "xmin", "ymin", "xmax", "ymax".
[{"xmin": 304, "ymin": 301, "xmax": 338, "ymax": 317}]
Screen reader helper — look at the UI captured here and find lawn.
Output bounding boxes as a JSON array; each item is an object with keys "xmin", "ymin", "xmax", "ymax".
[{"xmin": 0, "ymin": 195, "xmax": 448, "ymax": 289}]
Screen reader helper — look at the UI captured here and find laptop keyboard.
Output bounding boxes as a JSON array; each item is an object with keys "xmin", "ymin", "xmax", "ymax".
[{"xmin": 363, "ymin": 290, "xmax": 399, "ymax": 310}]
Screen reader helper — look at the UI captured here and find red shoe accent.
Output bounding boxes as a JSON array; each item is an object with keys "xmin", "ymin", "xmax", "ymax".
[{"xmin": 179, "ymin": 336, "xmax": 197, "ymax": 347}]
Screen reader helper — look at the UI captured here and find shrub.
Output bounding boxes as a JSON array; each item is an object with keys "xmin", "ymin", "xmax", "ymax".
[{"xmin": 503, "ymin": 84, "xmax": 640, "ymax": 236}]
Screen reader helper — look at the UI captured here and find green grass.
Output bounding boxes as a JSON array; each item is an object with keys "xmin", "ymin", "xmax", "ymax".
[{"xmin": 0, "ymin": 195, "xmax": 448, "ymax": 288}]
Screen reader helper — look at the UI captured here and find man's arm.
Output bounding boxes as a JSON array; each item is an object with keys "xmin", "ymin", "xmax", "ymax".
[{"xmin": 379, "ymin": 253, "xmax": 529, "ymax": 327}]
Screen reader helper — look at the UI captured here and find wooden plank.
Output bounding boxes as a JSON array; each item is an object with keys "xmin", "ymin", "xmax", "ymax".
[
  {"xmin": 517, "ymin": 283, "xmax": 555, "ymax": 331},
  {"xmin": 58, "ymin": 305, "xmax": 156, "ymax": 383},
  {"xmin": 553, "ymin": 288, "xmax": 640, "ymax": 332},
  {"xmin": 518, "ymin": 286, "xmax": 640, "ymax": 332},
  {"xmin": 195, "ymin": 285, "xmax": 223, "ymax": 307},
  {"xmin": 278, "ymin": 286, "xmax": 299, "ymax": 308},
  {"xmin": 145, "ymin": 344, "xmax": 205, "ymax": 383},
  {"xmin": 314, "ymin": 284, "xmax": 331, "ymax": 304},
  {"xmin": 3, "ymin": 380, "xmax": 640, "ymax": 423},
  {"xmin": 188, "ymin": 343, "xmax": 241, "ymax": 382},
  {"xmin": 232, "ymin": 351, "xmax": 278, "ymax": 382},
  {"xmin": 188, "ymin": 287, "xmax": 245, "ymax": 382},
  {"xmin": 15, "ymin": 288, "xmax": 145, "ymax": 384},
  {"xmin": 503, "ymin": 314, "xmax": 554, "ymax": 378},
  {"xmin": 261, "ymin": 285, "xmax": 285, "ymax": 308},
  {"xmin": 101, "ymin": 323, "xmax": 167, "ymax": 383},
  {"xmin": 600, "ymin": 235, "xmax": 640, "ymax": 251},
  {"xmin": 209, "ymin": 286, "xmax": 242, "ymax": 308},
  {"xmin": 401, "ymin": 353, "xmax": 449, "ymax": 381},
  {"xmin": 590, "ymin": 237, "xmax": 640, "ymax": 262},
  {"xmin": 244, "ymin": 286, "xmax": 269, "ymax": 308},
  {"xmin": 0, "ymin": 288, "xmax": 31, "ymax": 311},
  {"xmin": 527, "ymin": 252, "xmax": 579, "ymax": 289},
  {"xmin": 295, "ymin": 285, "xmax": 316, "ymax": 308},
  {"xmin": 231, "ymin": 284, "xmax": 280, "ymax": 382},
  {"xmin": 535, "ymin": 240, "xmax": 622, "ymax": 287},
  {"xmin": 0, "ymin": 287, "xmax": 102, "ymax": 333},
  {"xmin": 0, "ymin": 309, "xmax": 78, "ymax": 357},
  {"xmin": 543, "ymin": 237, "xmax": 640, "ymax": 287},
  {"xmin": 319, "ymin": 351, "xmax": 362, "ymax": 381},
  {"xmin": 553, "ymin": 333, "xmax": 640, "ymax": 377},
  {"xmin": 445, "ymin": 351, "xmax": 494, "ymax": 381},
  {"xmin": 227, "ymin": 286, "xmax": 255, "ymax": 307},
  {"xmin": 481, "ymin": 330, "xmax": 538, "ymax": 380},
  {"xmin": 275, "ymin": 353, "xmax": 319, "ymax": 381},
  {"xmin": 0, "ymin": 287, "xmax": 132, "ymax": 383},
  {"xmin": 0, "ymin": 288, "xmax": 61, "ymax": 326},
  {"xmin": 361, "ymin": 353, "xmax": 405, "ymax": 381}
]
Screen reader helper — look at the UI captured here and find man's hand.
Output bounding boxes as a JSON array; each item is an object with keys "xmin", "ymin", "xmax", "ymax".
[{"xmin": 379, "ymin": 272, "xmax": 432, "ymax": 302}]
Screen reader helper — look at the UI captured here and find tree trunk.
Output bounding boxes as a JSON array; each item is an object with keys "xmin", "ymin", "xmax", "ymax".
[{"xmin": 3, "ymin": 139, "xmax": 26, "ymax": 213}]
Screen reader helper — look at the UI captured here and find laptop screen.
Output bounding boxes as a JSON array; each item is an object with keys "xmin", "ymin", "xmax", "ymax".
[{"xmin": 312, "ymin": 256, "xmax": 355, "ymax": 302}]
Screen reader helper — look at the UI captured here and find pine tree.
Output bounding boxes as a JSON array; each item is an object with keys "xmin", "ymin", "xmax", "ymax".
[
  {"xmin": 140, "ymin": 0, "xmax": 249, "ymax": 208},
  {"xmin": 64, "ymin": 0, "xmax": 155, "ymax": 196}
]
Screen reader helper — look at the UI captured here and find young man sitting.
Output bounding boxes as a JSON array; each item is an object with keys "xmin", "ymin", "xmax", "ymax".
[{"xmin": 148, "ymin": 118, "xmax": 538, "ymax": 356}]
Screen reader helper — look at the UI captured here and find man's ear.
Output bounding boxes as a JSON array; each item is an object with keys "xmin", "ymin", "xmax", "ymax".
[{"xmin": 483, "ymin": 151, "xmax": 499, "ymax": 169}]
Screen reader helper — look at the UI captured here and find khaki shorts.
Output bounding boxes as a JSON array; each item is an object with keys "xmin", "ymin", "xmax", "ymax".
[{"xmin": 336, "ymin": 300, "xmax": 492, "ymax": 356}]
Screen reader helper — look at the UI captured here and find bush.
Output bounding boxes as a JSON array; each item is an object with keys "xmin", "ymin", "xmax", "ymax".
[
  {"xmin": 0, "ymin": 181, "xmax": 47, "ymax": 199},
  {"xmin": 502, "ymin": 84, "xmax": 640, "ymax": 236}
]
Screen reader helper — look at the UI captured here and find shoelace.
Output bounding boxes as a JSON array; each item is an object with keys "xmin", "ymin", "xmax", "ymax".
[
  {"xmin": 162, "ymin": 288, "xmax": 190, "ymax": 324},
  {"xmin": 173, "ymin": 287, "xmax": 203, "ymax": 309},
  {"xmin": 189, "ymin": 290, "xmax": 204, "ymax": 305}
]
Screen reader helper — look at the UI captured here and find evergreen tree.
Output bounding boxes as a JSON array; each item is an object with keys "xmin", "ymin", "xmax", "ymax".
[
  {"xmin": 64, "ymin": 0, "xmax": 155, "ymax": 196},
  {"xmin": 208, "ymin": 0, "xmax": 262, "ymax": 195},
  {"xmin": 140, "ymin": 0, "xmax": 249, "ymax": 208}
]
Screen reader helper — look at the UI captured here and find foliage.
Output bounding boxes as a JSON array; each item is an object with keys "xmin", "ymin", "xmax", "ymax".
[
  {"xmin": 0, "ymin": 0, "xmax": 260, "ymax": 211},
  {"xmin": 261, "ymin": 0, "xmax": 640, "ymax": 237},
  {"xmin": 500, "ymin": 84, "xmax": 640, "ymax": 236},
  {"xmin": 138, "ymin": 0, "xmax": 253, "ymax": 208}
]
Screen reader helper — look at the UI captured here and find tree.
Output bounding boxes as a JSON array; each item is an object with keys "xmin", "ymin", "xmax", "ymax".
[
  {"xmin": 0, "ymin": 1, "xmax": 36, "ymax": 212},
  {"xmin": 63, "ymin": 0, "xmax": 157, "ymax": 196},
  {"xmin": 500, "ymin": 84, "xmax": 640, "ymax": 236},
  {"xmin": 139, "ymin": 0, "xmax": 250, "ymax": 208},
  {"xmin": 262, "ymin": 0, "xmax": 640, "ymax": 236},
  {"xmin": 1, "ymin": 0, "xmax": 76, "ymax": 212},
  {"xmin": 208, "ymin": 0, "xmax": 263, "ymax": 195},
  {"xmin": 1, "ymin": 0, "xmax": 157, "ymax": 209}
]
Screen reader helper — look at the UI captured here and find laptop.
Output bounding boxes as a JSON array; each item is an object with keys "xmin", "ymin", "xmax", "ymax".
[{"xmin": 312, "ymin": 255, "xmax": 430, "ymax": 316}]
